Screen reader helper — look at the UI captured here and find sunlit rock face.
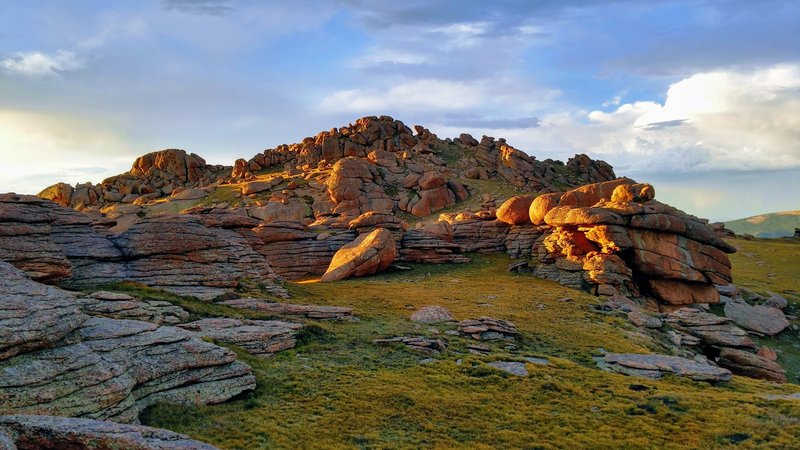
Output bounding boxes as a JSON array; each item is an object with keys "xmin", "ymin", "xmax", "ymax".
[{"xmin": 526, "ymin": 179, "xmax": 735, "ymax": 310}]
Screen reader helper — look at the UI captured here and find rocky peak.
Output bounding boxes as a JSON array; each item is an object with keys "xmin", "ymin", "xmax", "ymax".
[{"xmin": 129, "ymin": 149, "xmax": 209, "ymax": 183}]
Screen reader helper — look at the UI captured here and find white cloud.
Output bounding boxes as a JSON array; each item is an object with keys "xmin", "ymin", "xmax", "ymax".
[
  {"xmin": 464, "ymin": 64, "xmax": 800, "ymax": 174},
  {"xmin": 0, "ymin": 50, "xmax": 83, "ymax": 76},
  {"xmin": 431, "ymin": 22, "xmax": 490, "ymax": 49}
]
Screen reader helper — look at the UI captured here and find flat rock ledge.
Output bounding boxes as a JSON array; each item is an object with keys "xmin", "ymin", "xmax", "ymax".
[
  {"xmin": 0, "ymin": 415, "xmax": 218, "ymax": 449},
  {"xmin": 78, "ymin": 291, "xmax": 190, "ymax": 325},
  {"xmin": 600, "ymin": 353, "xmax": 732, "ymax": 382},
  {"xmin": 179, "ymin": 318, "xmax": 303, "ymax": 357},
  {"xmin": 220, "ymin": 298, "xmax": 355, "ymax": 320}
]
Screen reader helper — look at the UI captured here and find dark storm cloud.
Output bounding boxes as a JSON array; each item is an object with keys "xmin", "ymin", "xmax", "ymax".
[{"xmin": 641, "ymin": 119, "xmax": 688, "ymax": 130}]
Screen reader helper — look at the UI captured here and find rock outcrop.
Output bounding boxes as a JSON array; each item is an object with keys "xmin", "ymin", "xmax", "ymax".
[
  {"xmin": 0, "ymin": 261, "xmax": 256, "ymax": 423},
  {"xmin": 231, "ymin": 116, "xmax": 614, "ymax": 223},
  {"xmin": 0, "ymin": 415, "xmax": 218, "ymax": 449},
  {"xmin": 527, "ymin": 179, "xmax": 735, "ymax": 310},
  {"xmin": 38, "ymin": 149, "xmax": 223, "ymax": 210},
  {"xmin": 0, "ymin": 194, "xmax": 285, "ymax": 299},
  {"xmin": 321, "ymin": 228, "xmax": 397, "ymax": 282}
]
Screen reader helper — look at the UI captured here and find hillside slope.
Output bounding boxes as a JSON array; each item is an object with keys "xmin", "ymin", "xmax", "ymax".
[{"xmin": 725, "ymin": 210, "xmax": 800, "ymax": 238}]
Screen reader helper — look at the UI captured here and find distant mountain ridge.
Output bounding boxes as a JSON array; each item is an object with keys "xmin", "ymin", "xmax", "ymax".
[{"xmin": 725, "ymin": 210, "xmax": 800, "ymax": 238}]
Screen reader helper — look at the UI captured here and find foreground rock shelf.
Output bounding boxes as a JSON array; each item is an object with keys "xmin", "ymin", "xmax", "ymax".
[
  {"xmin": 0, "ymin": 415, "xmax": 218, "ymax": 450},
  {"xmin": 0, "ymin": 261, "xmax": 255, "ymax": 423}
]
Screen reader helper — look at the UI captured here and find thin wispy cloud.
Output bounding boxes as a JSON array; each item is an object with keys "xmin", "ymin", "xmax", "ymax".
[{"xmin": 161, "ymin": 0, "xmax": 232, "ymax": 16}]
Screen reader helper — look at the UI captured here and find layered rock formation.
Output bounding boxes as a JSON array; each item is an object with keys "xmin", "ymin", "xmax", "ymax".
[
  {"xmin": 0, "ymin": 415, "xmax": 218, "ymax": 450},
  {"xmin": 665, "ymin": 308, "xmax": 786, "ymax": 382},
  {"xmin": 178, "ymin": 318, "xmax": 303, "ymax": 357},
  {"xmin": 0, "ymin": 194, "xmax": 285, "ymax": 299},
  {"xmin": 526, "ymin": 179, "xmax": 735, "ymax": 310},
  {"xmin": 0, "ymin": 261, "xmax": 256, "ymax": 423}
]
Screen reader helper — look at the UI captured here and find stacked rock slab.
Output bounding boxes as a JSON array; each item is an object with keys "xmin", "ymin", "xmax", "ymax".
[
  {"xmin": 528, "ymin": 179, "xmax": 736, "ymax": 310},
  {"xmin": 0, "ymin": 261, "xmax": 255, "ymax": 423},
  {"xmin": 0, "ymin": 194, "xmax": 285, "ymax": 298}
]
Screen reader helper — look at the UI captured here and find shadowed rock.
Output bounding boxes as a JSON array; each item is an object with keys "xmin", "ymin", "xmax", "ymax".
[
  {"xmin": 0, "ymin": 194, "xmax": 286, "ymax": 298},
  {"xmin": 220, "ymin": 298, "xmax": 354, "ymax": 320},
  {"xmin": 0, "ymin": 415, "xmax": 218, "ymax": 449},
  {"xmin": 0, "ymin": 263, "xmax": 255, "ymax": 423}
]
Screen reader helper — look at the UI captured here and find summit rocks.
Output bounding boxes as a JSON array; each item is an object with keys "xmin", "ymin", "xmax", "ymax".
[{"xmin": 38, "ymin": 149, "xmax": 222, "ymax": 210}]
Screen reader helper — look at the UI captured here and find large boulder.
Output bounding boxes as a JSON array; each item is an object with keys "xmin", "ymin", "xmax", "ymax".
[
  {"xmin": 496, "ymin": 195, "xmax": 535, "ymax": 225},
  {"xmin": 36, "ymin": 182, "xmax": 74, "ymax": 207},
  {"xmin": 130, "ymin": 149, "xmax": 208, "ymax": 183},
  {"xmin": 321, "ymin": 228, "xmax": 397, "ymax": 282}
]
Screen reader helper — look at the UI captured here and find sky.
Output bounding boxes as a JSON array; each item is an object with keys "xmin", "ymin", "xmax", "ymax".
[{"xmin": 0, "ymin": 0, "xmax": 798, "ymax": 221}]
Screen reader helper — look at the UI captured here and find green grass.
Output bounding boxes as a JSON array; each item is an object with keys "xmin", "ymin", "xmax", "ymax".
[
  {"xmin": 431, "ymin": 140, "xmax": 473, "ymax": 166},
  {"xmin": 135, "ymin": 253, "xmax": 800, "ymax": 449}
]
